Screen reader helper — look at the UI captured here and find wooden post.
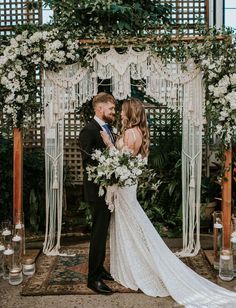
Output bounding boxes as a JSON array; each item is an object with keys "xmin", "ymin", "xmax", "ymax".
[
  {"xmin": 222, "ymin": 147, "xmax": 232, "ymax": 249},
  {"xmin": 13, "ymin": 128, "xmax": 23, "ymax": 225}
]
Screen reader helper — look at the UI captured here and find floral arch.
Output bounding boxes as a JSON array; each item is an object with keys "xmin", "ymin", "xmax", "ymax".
[{"xmin": 0, "ymin": 27, "xmax": 235, "ymax": 257}]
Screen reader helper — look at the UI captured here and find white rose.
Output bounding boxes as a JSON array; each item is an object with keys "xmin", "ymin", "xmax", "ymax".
[
  {"xmin": 21, "ymin": 46, "xmax": 29, "ymax": 56},
  {"xmin": 230, "ymin": 101, "xmax": 236, "ymax": 110},
  {"xmin": 44, "ymin": 51, "xmax": 53, "ymax": 62},
  {"xmin": 218, "ymin": 75, "xmax": 230, "ymax": 88},
  {"xmin": 15, "ymin": 65, "xmax": 22, "ymax": 72},
  {"xmin": 30, "ymin": 32, "xmax": 42, "ymax": 43},
  {"xmin": 4, "ymin": 106, "xmax": 13, "ymax": 114},
  {"xmin": 58, "ymin": 50, "xmax": 65, "ymax": 58},
  {"xmin": 5, "ymin": 93, "xmax": 15, "ymax": 103},
  {"xmin": 20, "ymin": 70, "xmax": 28, "ymax": 77},
  {"xmin": 8, "ymin": 71, "xmax": 16, "ymax": 80},
  {"xmin": 0, "ymin": 56, "xmax": 8, "ymax": 66},
  {"xmin": 10, "ymin": 38, "xmax": 18, "ymax": 48},
  {"xmin": 42, "ymin": 31, "xmax": 48, "ymax": 40},
  {"xmin": 208, "ymin": 85, "xmax": 214, "ymax": 92},
  {"xmin": 15, "ymin": 35, "xmax": 23, "ymax": 42},
  {"xmin": 1, "ymin": 76, "xmax": 9, "ymax": 85},
  {"xmin": 230, "ymin": 73, "xmax": 236, "ymax": 86},
  {"xmin": 16, "ymin": 95, "xmax": 24, "ymax": 103},
  {"xmin": 51, "ymin": 40, "xmax": 63, "ymax": 49}
]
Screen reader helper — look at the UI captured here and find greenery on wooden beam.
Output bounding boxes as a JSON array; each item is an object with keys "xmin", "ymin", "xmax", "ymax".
[{"xmin": 43, "ymin": 0, "xmax": 173, "ymax": 38}]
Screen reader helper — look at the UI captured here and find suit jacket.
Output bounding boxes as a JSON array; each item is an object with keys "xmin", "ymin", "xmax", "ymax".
[{"xmin": 78, "ymin": 119, "xmax": 106, "ymax": 202}]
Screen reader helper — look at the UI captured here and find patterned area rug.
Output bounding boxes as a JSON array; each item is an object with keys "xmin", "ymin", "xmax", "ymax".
[{"xmin": 21, "ymin": 243, "xmax": 216, "ymax": 296}]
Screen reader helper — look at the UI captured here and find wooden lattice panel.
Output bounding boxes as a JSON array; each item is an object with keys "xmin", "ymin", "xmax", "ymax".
[
  {"xmin": 160, "ymin": 0, "xmax": 209, "ymax": 35},
  {"xmin": 23, "ymin": 114, "xmax": 44, "ymax": 148},
  {"xmin": 64, "ymin": 112, "xmax": 85, "ymax": 184},
  {"xmin": 0, "ymin": 0, "xmax": 42, "ymax": 36},
  {"xmin": 146, "ymin": 104, "xmax": 181, "ymax": 146}
]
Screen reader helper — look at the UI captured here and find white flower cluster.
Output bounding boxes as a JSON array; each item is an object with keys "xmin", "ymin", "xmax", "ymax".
[
  {"xmin": 0, "ymin": 28, "xmax": 80, "ymax": 127},
  {"xmin": 200, "ymin": 50, "xmax": 236, "ymax": 146},
  {"xmin": 86, "ymin": 148, "xmax": 147, "ymax": 196}
]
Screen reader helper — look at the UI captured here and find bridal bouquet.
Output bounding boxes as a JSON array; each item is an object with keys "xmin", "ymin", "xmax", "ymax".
[{"xmin": 86, "ymin": 147, "xmax": 147, "ymax": 196}]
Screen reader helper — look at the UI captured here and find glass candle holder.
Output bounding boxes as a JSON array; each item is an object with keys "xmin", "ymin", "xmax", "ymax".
[
  {"xmin": 9, "ymin": 268, "xmax": 23, "ymax": 286},
  {"xmin": 2, "ymin": 228, "xmax": 12, "ymax": 247},
  {"xmin": 15, "ymin": 223, "xmax": 25, "ymax": 256},
  {"xmin": 3, "ymin": 245, "xmax": 14, "ymax": 280},
  {"xmin": 219, "ymin": 249, "xmax": 234, "ymax": 281},
  {"xmin": 12, "ymin": 235, "xmax": 22, "ymax": 269},
  {"xmin": 22, "ymin": 258, "xmax": 35, "ymax": 276},
  {"xmin": 213, "ymin": 211, "xmax": 223, "ymax": 270}
]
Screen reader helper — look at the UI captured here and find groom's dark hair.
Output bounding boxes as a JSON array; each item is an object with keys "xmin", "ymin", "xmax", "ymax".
[{"xmin": 92, "ymin": 92, "xmax": 116, "ymax": 109}]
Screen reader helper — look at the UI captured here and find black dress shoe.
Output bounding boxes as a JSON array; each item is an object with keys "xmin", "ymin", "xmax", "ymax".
[
  {"xmin": 87, "ymin": 280, "xmax": 113, "ymax": 295},
  {"xmin": 100, "ymin": 271, "xmax": 114, "ymax": 281}
]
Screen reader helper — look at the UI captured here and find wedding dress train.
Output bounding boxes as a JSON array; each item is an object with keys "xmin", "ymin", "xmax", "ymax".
[{"xmin": 106, "ymin": 184, "xmax": 236, "ymax": 308}]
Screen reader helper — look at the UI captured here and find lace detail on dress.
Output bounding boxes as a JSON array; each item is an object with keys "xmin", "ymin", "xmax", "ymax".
[
  {"xmin": 109, "ymin": 184, "xmax": 169, "ymax": 297},
  {"xmin": 109, "ymin": 184, "xmax": 236, "ymax": 307}
]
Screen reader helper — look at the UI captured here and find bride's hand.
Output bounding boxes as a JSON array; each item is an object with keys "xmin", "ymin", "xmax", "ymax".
[{"xmin": 100, "ymin": 131, "xmax": 114, "ymax": 148}]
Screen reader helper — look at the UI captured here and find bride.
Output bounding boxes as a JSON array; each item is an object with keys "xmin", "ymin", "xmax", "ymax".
[{"xmin": 100, "ymin": 97, "xmax": 236, "ymax": 308}]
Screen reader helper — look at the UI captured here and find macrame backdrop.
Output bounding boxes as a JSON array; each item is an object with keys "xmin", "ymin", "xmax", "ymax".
[{"xmin": 43, "ymin": 47, "xmax": 204, "ymax": 257}]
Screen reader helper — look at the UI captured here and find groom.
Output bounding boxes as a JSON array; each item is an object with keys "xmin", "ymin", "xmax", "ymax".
[{"xmin": 78, "ymin": 92, "xmax": 116, "ymax": 295}]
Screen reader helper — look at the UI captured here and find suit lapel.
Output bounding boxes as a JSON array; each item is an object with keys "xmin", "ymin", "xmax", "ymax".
[{"xmin": 91, "ymin": 118, "xmax": 102, "ymax": 130}]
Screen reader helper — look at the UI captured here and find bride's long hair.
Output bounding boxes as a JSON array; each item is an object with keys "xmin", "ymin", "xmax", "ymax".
[{"xmin": 121, "ymin": 98, "xmax": 150, "ymax": 157}]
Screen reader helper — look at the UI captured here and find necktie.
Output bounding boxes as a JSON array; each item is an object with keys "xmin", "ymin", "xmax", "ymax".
[{"xmin": 102, "ymin": 124, "xmax": 115, "ymax": 144}]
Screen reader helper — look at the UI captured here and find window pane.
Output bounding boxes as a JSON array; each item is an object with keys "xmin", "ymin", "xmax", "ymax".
[
  {"xmin": 225, "ymin": 0, "xmax": 236, "ymax": 9},
  {"xmin": 225, "ymin": 9, "xmax": 236, "ymax": 28},
  {"xmin": 43, "ymin": 9, "xmax": 53, "ymax": 24}
]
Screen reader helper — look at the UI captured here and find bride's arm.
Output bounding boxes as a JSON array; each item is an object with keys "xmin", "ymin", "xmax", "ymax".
[{"xmin": 100, "ymin": 131, "xmax": 115, "ymax": 148}]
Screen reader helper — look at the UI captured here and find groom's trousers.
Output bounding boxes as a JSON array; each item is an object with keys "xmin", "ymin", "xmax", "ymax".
[{"xmin": 88, "ymin": 198, "xmax": 111, "ymax": 282}]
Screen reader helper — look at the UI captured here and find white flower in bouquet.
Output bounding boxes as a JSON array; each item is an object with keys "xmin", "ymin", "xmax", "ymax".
[
  {"xmin": 8, "ymin": 71, "xmax": 15, "ymax": 80},
  {"xmin": 218, "ymin": 75, "xmax": 230, "ymax": 88},
  {"xmin": 87, "ymin": 147, "xmax": 147, "ymax": 196},
  {"xmin": 230, "ymin": 73, "xmax": 236, "ymax": 86}
]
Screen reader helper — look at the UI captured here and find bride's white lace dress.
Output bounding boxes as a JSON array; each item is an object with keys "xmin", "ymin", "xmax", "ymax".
[{"xmin": 106, "ymin": 184, "xmax": 236, "ymax": 308}]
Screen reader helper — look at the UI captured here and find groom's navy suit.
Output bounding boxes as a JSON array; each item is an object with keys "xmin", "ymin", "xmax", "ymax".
[{"xmin": 79, "ymin": 118, "xmax": 111, "ymax": 282}]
